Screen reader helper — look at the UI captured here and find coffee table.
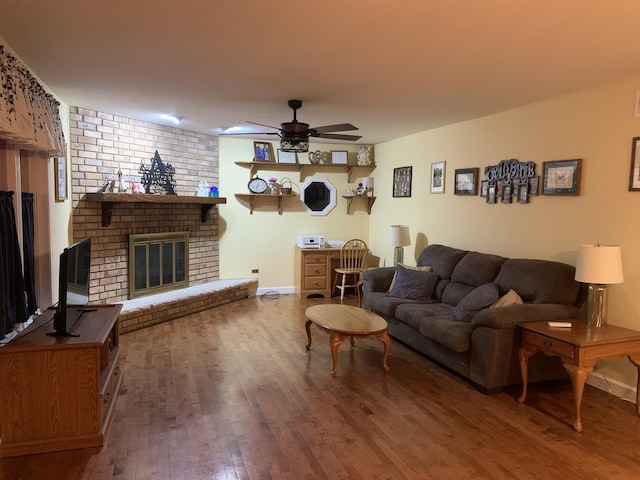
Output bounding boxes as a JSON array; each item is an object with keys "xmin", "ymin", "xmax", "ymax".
[{"xmin": 305, "ymin": 304, "xmax": 391, "ymax": 377}]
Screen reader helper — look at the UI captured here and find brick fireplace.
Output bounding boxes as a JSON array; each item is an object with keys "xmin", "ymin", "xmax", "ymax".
[{"xmin": 69, "ymin": 107, "xmax": 222, "ymax": 305}]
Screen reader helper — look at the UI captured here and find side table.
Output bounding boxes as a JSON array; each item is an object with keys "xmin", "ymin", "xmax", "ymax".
[{"xmin": 518, "ymin": 320, "xmax": 640, "ymax": 432}]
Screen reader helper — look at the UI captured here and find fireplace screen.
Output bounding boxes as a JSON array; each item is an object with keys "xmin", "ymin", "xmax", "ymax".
[{"xmin": 129, "ymin": 232, "xmax": 189, "ymax": 298}]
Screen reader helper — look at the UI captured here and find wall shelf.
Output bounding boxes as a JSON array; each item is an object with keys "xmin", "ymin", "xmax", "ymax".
[
  {"xmin": 85, "ymin": 192, "xmax": 227, "ymax": 226},
  {"xmin": 234, "ymin": 193, "xmax": 297, "ymax": 215},
  {"xmin": 343, "ymin": 195, "xmax": 376, "ymax": 214},
  {"xmin": 234, "ymin": 161, "xmax": 376, "ymax": 182}
]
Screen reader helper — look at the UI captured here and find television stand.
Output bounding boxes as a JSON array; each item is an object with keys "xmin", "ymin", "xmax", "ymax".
[{"xmin": 0, "ymin": 304, "xmax": 122, "ymax": 457}]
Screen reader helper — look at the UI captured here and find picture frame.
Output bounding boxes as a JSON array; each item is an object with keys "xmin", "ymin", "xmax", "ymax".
[
  {"xmin": 54, "ymin": 157, "xmax": 67, "ymax": 201},
  {"xmin": 629, "ymin": 137, "xmax": 640, "ymax": 191},
  {"xmin": 518, "ymin": 183, "xmax": 529, "ymax": 204},
  {"xmin": 253, "ymin": 141, "xmax": 274, "ymax": 162},
  {"xmin": 528, "ymin": 176, "xmax": 539, "ymax": 196},
  {"xmin": 430, "ymin": 161, "xmax": 446, "ymax": 194},
  {"xmin": 501, "ymin": 184, "xmax": 512, "ymax": 204},
  {"xmin": 480, "ymin": 180, "xmax": 489, "ymax": 198},
  {"xmin": 486, "ymin": 184, "xmax": 496, "ymax": 204},
  {"xmin": 277, "ymin": 149, "xmax": 297, "ymax": 164},
  {"xmin": 331, "ymin": 150, "xmax": 348, "ymax": 165},
  {"xmin": 454, "ymin": 167, "xmax": 478, "ymax": 195},
  {"xmin": 393, "ymin": 166, "xmax": 412, "ymax": 198},
  {"xmin": 542, "ymin": 159, "xmax": 582, "ymax": 195}
]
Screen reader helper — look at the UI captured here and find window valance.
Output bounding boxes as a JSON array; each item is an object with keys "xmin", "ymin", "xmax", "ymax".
[{"xmin": 0, "ymin": 44, "xmax": 66, "ymax": 156}]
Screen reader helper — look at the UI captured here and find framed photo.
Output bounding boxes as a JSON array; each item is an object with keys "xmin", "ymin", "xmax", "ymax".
[
  {"xmin": 454, "ymin": 168, "xmax": 478, "ymax": 195},
  {"xmin": 518, "ymin": 183, "xmax": 529, "ymax": 204},
  {"xmin": 277, "ymin": 149, "xmax": 297, "ymax": 164},
  {"xmin": 430, "ymin": 161, "xmax": 445, "ymax": 193},
  {"xmin": 393, "ymin": 166, "xmax": 412, "ymax": 197},
  {"xmin": 528, "ymin": 176, "xmax": 539, "ymax": 196},
  {"xmin": 486, "ymin": 184, "xmax": 496, "ymax": 204},
  {"xmin": 501, "ymin": 184, "xmax": 512, "ymax": 204},
  {"xmin": 480, "ymin": 180, "xmax": 488, "ymax": 197},
  {"xmin": 542, "ymin": 159, "xmax": 582, "ymax": 195},
  {"xmin": 253, "ymin": 141, "xmax": 274, "ymax": 162},
  {"xmin": 331, "ymin": 150, "xmax": 348, "ymax": 165},
  {"xmin": 54, "ymin": 157, "xmax": 67, "ymax": 201},
  {"xmin": 629, "ymin": 137, "xmax": 640, "ymax": 191}
]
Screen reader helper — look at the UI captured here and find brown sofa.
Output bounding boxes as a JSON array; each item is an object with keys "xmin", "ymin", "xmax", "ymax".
[{"xmin": 362, "ymin": 244, "xmax": 585, "ymax": 393}]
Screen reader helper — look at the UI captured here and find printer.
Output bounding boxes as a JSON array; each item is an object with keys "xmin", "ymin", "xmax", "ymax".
[{"xmin": 297, "ymin": 235, "xmax": 325, "ymax": 249}]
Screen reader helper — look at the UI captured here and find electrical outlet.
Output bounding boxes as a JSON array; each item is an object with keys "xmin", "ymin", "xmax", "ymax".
[{"xmin": 251, "ymin": 269, "xmax": 259, "ymax": 274}]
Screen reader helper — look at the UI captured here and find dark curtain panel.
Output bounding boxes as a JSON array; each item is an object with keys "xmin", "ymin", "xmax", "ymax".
[
  {"xmin": 0, "ymin": 191, "xmax": 28, "ymax": 338},
  {"xmin": 22, "ymin": 192, "xmax": 36, "ymax": 315}
]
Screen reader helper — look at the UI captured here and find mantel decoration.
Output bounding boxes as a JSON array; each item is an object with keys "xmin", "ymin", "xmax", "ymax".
[
  {"xmin": 139, "ymin": 150, "xmax": 177, "ymax": 195},
  {"xmin": 482, "ymin": 159, "xmax": 539, "ymax": 204},
  {"xmin": 0, "ymin": 44, "xmax": 66, "ymax": 156}
]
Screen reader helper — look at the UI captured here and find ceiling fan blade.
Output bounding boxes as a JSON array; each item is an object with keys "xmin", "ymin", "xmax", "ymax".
[
  {"xmin": 219, "ymin": 131, "xmax": 280, "ymax": 136},
  {"xmin": 310, "ymin": 123, "xmax": 359, "ymax": 133},
  {"xmin": 247, "ymin": 121, "xmax": 280, "ymax": 130},
  {"xmin": 312, "ymin": 133, "xmax": 363, "ymax": 141}
]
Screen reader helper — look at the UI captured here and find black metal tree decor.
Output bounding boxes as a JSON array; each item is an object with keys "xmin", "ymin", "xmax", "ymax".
[{"xmin": 139, "ymin": 150, "xmax": 177, "ymax": 195}]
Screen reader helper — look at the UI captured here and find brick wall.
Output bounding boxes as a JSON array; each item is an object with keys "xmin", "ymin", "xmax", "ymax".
[{"xmin": 69, "ymin": 106, "xmax": 221, "ymax": 304}]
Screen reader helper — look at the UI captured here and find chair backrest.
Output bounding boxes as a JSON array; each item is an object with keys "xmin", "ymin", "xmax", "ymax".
[{"xmin": 340, "ymin": 238, "xmax": 369, "ymax": 269}]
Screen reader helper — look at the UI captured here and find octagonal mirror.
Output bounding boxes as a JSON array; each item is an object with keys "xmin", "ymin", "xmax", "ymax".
[{"xmin": 300, "ymin": 177, "xmax": 336, "ymax": 216}]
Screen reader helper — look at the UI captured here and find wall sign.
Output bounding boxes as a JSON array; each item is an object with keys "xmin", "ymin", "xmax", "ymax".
[{"xmin": 482, "ymin": 158, "xmax": 539, "ymax": 204}]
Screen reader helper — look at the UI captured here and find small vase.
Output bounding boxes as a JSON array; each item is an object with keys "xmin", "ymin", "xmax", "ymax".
[{"xmin": 269, "ymin": 183, "xmax": 277, "ymax": 194}]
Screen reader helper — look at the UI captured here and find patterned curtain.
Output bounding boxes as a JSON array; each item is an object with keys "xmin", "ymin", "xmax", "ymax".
[
  {"xmin": 0, "ymin": 191, "xmax": 28, "ymax": 338},
  {"xmin": 0, "ymin": 44, "xmax": 66, "ymax": 156}
]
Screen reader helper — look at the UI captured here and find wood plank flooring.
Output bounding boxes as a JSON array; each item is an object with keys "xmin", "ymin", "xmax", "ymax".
[{"xmin": 2, "ymin": 294, "xmax": 640, "ymax": 479}]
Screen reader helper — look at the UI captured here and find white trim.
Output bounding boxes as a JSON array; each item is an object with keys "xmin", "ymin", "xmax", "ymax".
[{"xmin": 587, "ymin": 371, "xmax": 637, "ymax": 403}]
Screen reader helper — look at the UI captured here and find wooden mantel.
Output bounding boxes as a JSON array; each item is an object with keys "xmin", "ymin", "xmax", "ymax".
[{"xmin": 85, "ymin": 192, "xmax": 227, "ymax": 226}]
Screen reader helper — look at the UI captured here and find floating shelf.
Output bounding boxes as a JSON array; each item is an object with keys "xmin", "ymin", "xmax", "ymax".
[
  {"xmin": 85, "ymin": 192, "xmax": 227, "ymax": 226},
  {"xmin": 234, "ymin": 193, "xmax": 296, "ymax": 215},
  {"xmin": 234, "ymin": 161, "xmax": 376, "ymax": 182},
  {"xmin": 343, "ymin": 195, "xmax": 376, "ymax": 214}
]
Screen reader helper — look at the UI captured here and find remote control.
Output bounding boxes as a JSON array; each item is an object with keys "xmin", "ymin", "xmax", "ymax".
[{"xmin": 547, "ymin": 321, "xmax": 572, "ymax": 328}]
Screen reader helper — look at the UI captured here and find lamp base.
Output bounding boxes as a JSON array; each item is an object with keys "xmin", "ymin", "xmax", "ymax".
[
  {"xmin": 393, "ymin": 247, "xmax": 404, "ymax": 266},
  {"xmin": 587, "ymin": 283, "xmax": 608, "ymax": 327}
]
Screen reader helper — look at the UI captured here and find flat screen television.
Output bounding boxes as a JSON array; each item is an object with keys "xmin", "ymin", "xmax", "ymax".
[{"xmin": 49, "ymin": 238, "xmax": 92, "ymax": 337}]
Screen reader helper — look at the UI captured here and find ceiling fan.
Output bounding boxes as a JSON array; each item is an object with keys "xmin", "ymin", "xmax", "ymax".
[{"xmin": 222, "ymin": 99, "xmax": 362, "ymax": 152}]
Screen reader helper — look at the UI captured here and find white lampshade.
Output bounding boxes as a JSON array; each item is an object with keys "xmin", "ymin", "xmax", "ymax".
[
  {"xmin": 389, "ymin": 225, "xmax": 411, "ymax": 247},
  {"xmin": 575, "ymin": 244, "xmax": 624, "ymax": 284}
]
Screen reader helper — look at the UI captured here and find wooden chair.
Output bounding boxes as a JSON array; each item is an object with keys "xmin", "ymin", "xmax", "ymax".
[{"xmin": 333, "ymin": 238, "xmax": 369, "ymax": 303}]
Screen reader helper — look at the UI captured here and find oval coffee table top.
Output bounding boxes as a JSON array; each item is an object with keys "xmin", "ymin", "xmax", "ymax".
[{"xmin": 305, "ymin": 304, "xmax": 387, "ymax": 335}]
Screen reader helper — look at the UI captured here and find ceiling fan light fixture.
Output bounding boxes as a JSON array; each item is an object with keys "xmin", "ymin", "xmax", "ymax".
[{"xmin": 280, "ymin": 139, "xmax": 309, "ymax": 153}]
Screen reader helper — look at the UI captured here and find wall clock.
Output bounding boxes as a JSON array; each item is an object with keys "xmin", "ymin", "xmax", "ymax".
[{"xmin": 248, "ymin": 176, "xmax": 268, "ymax": 194}]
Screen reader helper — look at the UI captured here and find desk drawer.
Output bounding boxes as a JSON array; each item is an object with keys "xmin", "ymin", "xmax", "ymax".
[
  {"xmin": 304, "ymin": 254, "xmax": 327, "ymax": 265},
  {"xmin": 304, "ymin": 276, "xmax": 327, "ymax": 290},
  {"xmin": 524, "ymin": 331, "xmax": 575, "ymax": 359},
  {"xmin": 305, "ymin": 264, "xmax": 326, "ymax": 277}
]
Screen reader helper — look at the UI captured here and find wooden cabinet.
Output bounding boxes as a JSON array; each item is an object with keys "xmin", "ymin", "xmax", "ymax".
[
  {"xmin": 0, "ymin": 304, "xmax": 123, "ymax": 457},
  {"xmin": 295, "ymin": 247, "xmax": 341, "ymax": 298}
]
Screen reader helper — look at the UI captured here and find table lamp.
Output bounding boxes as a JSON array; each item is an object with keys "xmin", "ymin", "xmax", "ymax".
[
  {"xmin": 389, "ymin": 225, "xmax": 411, "ymax": 266},
  {"xmin": 574, "ymin": 244, "xmax": 624, "ymax": 327}
]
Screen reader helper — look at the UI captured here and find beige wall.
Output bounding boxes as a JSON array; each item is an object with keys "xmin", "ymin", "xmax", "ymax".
[
  {"xmin": 368, "ymin": 73, "xmax": 640, "ymax": 390},
  {"xmin": 219, "ymin": 139, "xmax": 372, "ymax": 291}
]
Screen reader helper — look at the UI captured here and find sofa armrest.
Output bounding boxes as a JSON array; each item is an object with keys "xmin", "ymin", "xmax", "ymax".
[
  {"xmin": 470, "ymin": 303, "xmax": 582, "ymax": 330},
  {"xmin": 362, "ymin": 267, "xmax": 395, "ymax": 295}
]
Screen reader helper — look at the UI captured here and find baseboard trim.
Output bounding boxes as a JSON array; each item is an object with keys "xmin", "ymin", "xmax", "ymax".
[{"xmin": 587, "ymin": 372, "xmax": 637, "ymax": 403}]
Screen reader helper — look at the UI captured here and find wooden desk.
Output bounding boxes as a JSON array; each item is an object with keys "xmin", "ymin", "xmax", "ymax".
[
  {"xmin": 294, "ymin": 247, "xmax": 341, "ymax": 298},
  {"xmin": 518, "ymin": 320, "xmax": 640, "ymax": 432},
  {"xmin": 0, "ymin": 305, "xmax": 122, "ymax": 457}
]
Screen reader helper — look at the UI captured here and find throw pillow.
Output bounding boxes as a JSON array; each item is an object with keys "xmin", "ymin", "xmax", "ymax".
[
  {"xmin": 491, "ymin": 289, "xmax": 523, "ymax": 308},
  {"xmin": 388, "ymin": 263, "xmax": 433, "ymax": 292},
  {"xmin": 387, "ymin": 264, "xmax": 437, "ymax": 300},
  {"xmin": 451, "ymin": 283, "xmax": 499, "ymax": 322}
]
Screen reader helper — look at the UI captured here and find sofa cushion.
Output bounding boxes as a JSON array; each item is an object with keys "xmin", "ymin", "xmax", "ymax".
[
  {"xmin": 491, "ymin": 288, "xmax": 523, "ymax": 308},
  {"xmin": 494, "ymin": 259, "xmax": 579, "ymax": 305},
  {"xmin": 441, "ymin": 251, "xmax": 506, "ymax": 306},
  {"xmin": 452, "ymin": 283, "xmax": 499, "ymax": 321},
  {"xmin": 367, "ymin": 292, "xmax": 433, "ymax": 317},
  {"xmin": 416, "ymin": 244, "xmax": 468, "ymax": 300},
  {"xmin": 419, "ymin": 318, "xmax": 472, "ymax": 352},
  {"xmin": 388, "ymin": 263, "xmax": 432, "ymax": 292},
  {"xmin": 388, "ymin": 264, "xmax": 438, "ymax": 300},
  {"xmin": 395, "ymin": 302, "xmax": 454, "ymax": 330}
]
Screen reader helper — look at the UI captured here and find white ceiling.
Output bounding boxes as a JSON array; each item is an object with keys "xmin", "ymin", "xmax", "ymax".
[{"xmin": 2, "ymin": 1, "xmax": 640, "ymax": 145}]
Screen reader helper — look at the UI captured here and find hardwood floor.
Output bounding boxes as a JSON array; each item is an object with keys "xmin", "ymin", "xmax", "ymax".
[{"xmin": 2, "ymin": 294, "xmax": 640, "ymax": 479}]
